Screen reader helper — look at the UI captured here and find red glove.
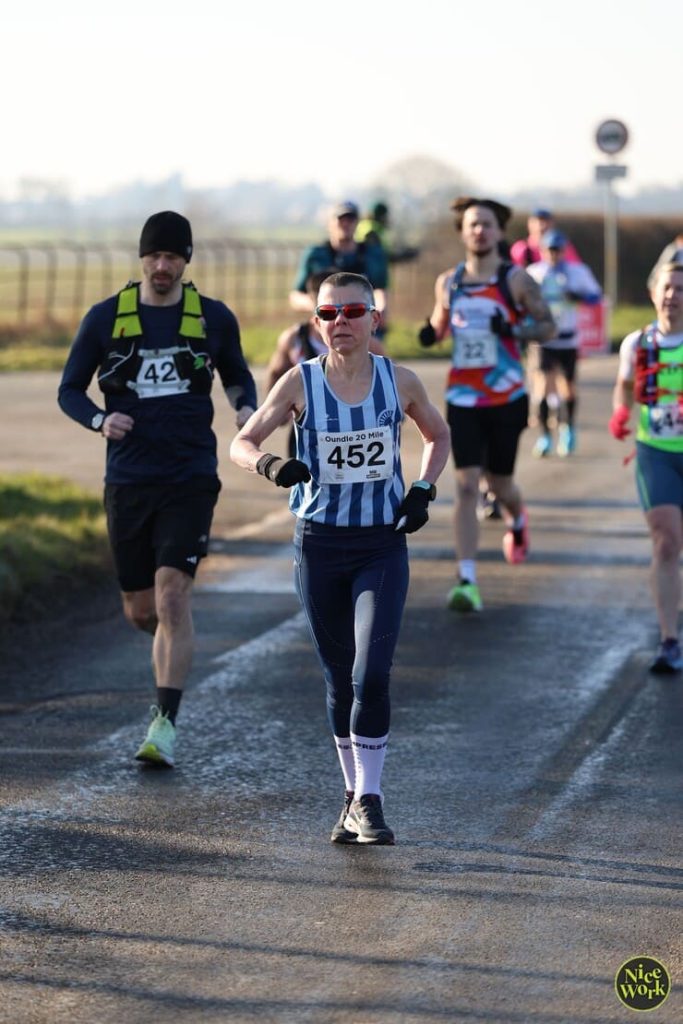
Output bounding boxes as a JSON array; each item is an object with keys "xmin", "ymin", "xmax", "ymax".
[{"xmin": 609, "ymin": 405, "xmax": 631, "ymax": 440}]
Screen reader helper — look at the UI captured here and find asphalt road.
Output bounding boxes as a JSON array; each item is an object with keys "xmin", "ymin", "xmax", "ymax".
[{"xmin": 0, "ymin": 358, "xmax": 681, "ymax": 1024}]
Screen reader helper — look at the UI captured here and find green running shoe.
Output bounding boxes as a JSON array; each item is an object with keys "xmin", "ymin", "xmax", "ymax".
[
  {"xmin": 447, "ymin": 579, "xmax": 483, "ymax": 613},
  {"xmin": 135, "ymin": 706, "xmax": 176, "ymax": 767}
]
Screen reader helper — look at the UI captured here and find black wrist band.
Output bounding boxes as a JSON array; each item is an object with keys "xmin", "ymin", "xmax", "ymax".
[{"xmin": 256, "ymin": 454, "xmax": 280, "ymax": 478}]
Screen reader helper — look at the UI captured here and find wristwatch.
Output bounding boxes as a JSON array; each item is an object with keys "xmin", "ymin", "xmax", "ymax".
[
  {"xmin": 413, "ymin": 480, "xmax": 436, "ymax": 501},
  {"xmin": 91, "ymin": 412, "xmax": 105, "ymax": 432}
]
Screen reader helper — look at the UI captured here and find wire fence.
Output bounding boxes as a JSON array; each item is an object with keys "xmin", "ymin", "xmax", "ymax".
[{"xmin": 0, "ymin": 242, "xmax": 446, "ymax": 333}]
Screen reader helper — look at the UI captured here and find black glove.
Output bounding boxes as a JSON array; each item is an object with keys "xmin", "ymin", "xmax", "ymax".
[
  {"xmin": 490, "ymin": 310, "xmax": 512, "ymax": 337},
  {"xmin": 418, "ymin": 319, "xmax": 437, "ymax": 348},
  {"xmin": 565, "ymin": 290, "xmax": 584, "ymax": 302},
  {"xmin": 256, "ymin": 454, "xmax": 311, "ymax": 488},
  {"xmin": 394, "ymin": 484, "xmax": 432, "ymax": 534}
]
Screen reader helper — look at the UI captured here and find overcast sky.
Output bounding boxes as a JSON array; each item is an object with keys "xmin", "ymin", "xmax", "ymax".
[{"xmin": 3, "ymin": 0, "xmax": 676, "ymax": 203}]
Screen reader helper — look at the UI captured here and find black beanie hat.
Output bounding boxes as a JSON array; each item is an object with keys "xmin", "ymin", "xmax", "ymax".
[{"xmin": 139, "ymin": 211, "xmax": 193, "ymax": 262}]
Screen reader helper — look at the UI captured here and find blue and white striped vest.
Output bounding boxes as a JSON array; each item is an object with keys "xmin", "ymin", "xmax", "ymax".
[{"xmin": 291, "ymin": 355, "xmax": 405, "ymax": 526}]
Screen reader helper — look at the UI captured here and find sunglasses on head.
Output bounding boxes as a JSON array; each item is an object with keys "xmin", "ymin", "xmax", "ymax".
[{"xmin": 315, "ymin": 303, "xmax": 376, "ymax": 321}]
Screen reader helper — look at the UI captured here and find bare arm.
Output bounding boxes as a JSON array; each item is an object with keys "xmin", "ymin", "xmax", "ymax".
[
  {"xmin": 396, "ymin": 366, "xmax": 451, "ymax": 482},
  {"xmin": 614, "ymin": 333, "xmax": 638, "ymax": 411},
  {"xmin": 428, "ymin": 271, "xmax": 452, "ymax": 340},
  {"xmin": 374, "ymin": 286, "xmax": 388, "ymax": 322},
  {"xmin": 509, "ymin": 268, "xmax": 556, "ymax": 342},
  {"xmin": 230, "ymin": 366, "xmax": 305, "ymax": 472},
  {"xmin": 613, "ymin": 376, "xmax": 634, "ymax": 411}
]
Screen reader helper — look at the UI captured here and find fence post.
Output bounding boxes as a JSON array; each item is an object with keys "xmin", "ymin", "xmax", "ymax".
[
  {"xmin": 11, "ymin": 247, "xmax": 30, "ymax": 327},
  {"xmin": 44, "ymin": 245, "xmax": 58, "ymax": 323},
  {"xmin": 70, "ymin": 243, "xmax": 87, "ymax": 325}
]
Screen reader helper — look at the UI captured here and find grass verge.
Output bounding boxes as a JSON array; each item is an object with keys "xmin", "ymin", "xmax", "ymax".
[{"xmin": 0, "ymin": 473, "xmax": 111, "ymax": 628}]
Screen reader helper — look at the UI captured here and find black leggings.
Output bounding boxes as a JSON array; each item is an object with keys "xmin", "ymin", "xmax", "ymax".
[{"xmin": 294, "ymin": 520, "xmax": 409, "ymax": 738}]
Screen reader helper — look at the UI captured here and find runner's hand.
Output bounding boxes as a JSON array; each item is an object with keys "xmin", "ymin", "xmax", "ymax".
[
  {"xmin": 489, "ymin": 310, "xmax": 511, "ymax": 337},
  {"xmin": 102, "ymin": 412, "xmax": 134, "ymax": 441},
  {"xmin": 608, "ymin": 405, "xmax": 631, "ymax": 440},
  {"xmin": 256, "ymin": 454, "xmax": 311, "ymax": 487},
  {"xmin": 236, "ymin": 405, "xmax": 255, "ymax": 429},
  {"xmin": 394, "ymin": 485, "xmax": 431, "ymax": 534},
  {"xmin": 418, "ymin": 319, "xmax": 437, "ymax": 348}
]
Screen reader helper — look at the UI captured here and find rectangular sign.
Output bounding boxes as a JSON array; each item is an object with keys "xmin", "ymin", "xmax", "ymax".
[
  {"xmin": 578, "ymin": 300, "xmax": 610, "ymax": 356},
  {"xmin": 594, "ymin": 164, "xmax": 628, "ymax": 181}
]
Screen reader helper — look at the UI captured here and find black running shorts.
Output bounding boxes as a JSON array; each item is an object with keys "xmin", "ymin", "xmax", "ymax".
[
  {"xmin": 538, "ymin": 346, "xmax": 578, "ymax": 381},
  {"xmin": 447, "ymin": 394, "xmax": 529, "ymax": 476},
  {"xmin": 103, "ymin": 476, "xmax": 221, "ymax": 592}
]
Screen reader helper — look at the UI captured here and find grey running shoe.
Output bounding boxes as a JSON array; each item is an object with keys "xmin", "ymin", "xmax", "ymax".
[
  {"xmin": 344, "ymin": 794, "xmax": 395, "ymax": 845},
  {"xmin": 330, "ymin": 791, "xmax": 357, "ymax": 844},
  {"xmin": 650, "ymin": 638, "xmax": 683, "ymax": 674}
]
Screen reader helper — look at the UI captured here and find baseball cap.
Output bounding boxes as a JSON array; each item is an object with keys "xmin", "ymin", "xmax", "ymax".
[
  {"xmin": 533, "ymin": 207, "xmax": 553, "ymax": 220},
  {"xmin": 139, "ymin": 211, "xmax": 193, "ymax": 262},
  {"xmin": 333, "ymin": 200, "xmax": 360, "ymax": 218},
  {"xmin": 542, "ymin": 229, "xmax": 566, "ymax": 249}
]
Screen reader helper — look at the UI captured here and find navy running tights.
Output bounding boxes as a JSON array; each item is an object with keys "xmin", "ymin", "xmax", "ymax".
[{"xmin": 294, "ymin": 520, "xmax": 409, "ymax": 739}]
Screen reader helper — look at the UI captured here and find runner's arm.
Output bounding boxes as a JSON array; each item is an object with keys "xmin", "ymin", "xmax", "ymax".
[
  {"xmin": 396, "ymin": 366, "xmax": 451, "ymax": 483},
  {"xmin": 510, "ymin": 268, "xmax": 556, "ymax": 342},
  {"xmin": 57, "ymin": 306, "xmax": 110, "ymax": 430},
  {"xmin": 230, "ymin": 366, "xmax": 305, "ymax": 472},
  {"xmin": 613, "ymin": 332, "xmax": 639, "ymax": 410},
  {"xmin": 212, "ymin": 302, "xmax": 258, "ymax": 427},
  {"xmin": 427, "ymin": 271, "xmax": 452, "ymax": 341}
]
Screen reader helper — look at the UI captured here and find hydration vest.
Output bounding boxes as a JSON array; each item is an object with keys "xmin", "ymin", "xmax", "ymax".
[
  {"xmin": 634, "ymin": 325, "xmax": 668, "ymax": 405},
  {"xmin": 445, "ymin": 260, "xmax": 524, "ymax": 408},
  {"xmin": 97, "ymin": 282, "xmax": 213, "ymax": 398},
  {"xmin": 634, "ymin": 324, "xmax": 683, "ymax": 450},
  {"xmin": 448, "ymin": 260, "xmax": 518, "ymax": 329}
]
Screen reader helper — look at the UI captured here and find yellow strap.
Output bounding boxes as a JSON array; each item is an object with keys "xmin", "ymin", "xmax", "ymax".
[
  {"xmin": 117, "ymin": 284, "xmax": 138, "ymax": 315},
  {"xmin": 111, "ymin": 282, "xmax": 204, "ymax": 339},
  {"xmin": 113, "ymin": 313, "xmax": 142, "ymax": 338},
  {"xmin": 180, "ymin": 283, "xmax": 205, "ymax": 338},
  {"xmin": 112, "ymin": 284, "xmax": 142, "ymax": 338}
]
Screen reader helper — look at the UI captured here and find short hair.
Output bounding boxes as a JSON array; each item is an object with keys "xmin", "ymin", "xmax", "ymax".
[
  {"xmin": 305, "ymin": 269, "xmax": 336, "ymax": 295},
  {"xmin": 318, "ymin": 272, "xmax": 375, "ymax": 304},
  {"xmin": 656, "ymin": 261, "xmax": 683, "ymax": 281},
  {"xmin": 450, "ymin": 196, "xmax": 512, "ymax": 231}
]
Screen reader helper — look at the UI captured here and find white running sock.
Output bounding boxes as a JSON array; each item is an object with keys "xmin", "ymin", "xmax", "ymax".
[
  {"xmin": 459, "ymin": 560, "xmax": 477, "ymax": 584},
  {"xmin": 351, "ymin": 732, "xmax": 389, "ymax": 798},
  {"xmin": 333, "ymin": 736, "xmax": 355, "ymax": 791}
]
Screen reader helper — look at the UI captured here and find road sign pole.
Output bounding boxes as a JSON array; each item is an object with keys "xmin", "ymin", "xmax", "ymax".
[
  {"xmin": 594, "ymin": 119, "xmax": 629, "ymax": 311},
  {"xmin": 604, "ymin": 175, "xmax": 618, "ymax": 307}
]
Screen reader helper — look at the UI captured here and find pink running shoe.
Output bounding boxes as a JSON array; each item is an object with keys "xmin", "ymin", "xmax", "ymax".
[{"xmin": 503, "ymin": 508, "xmax": 529, "ymax": 564}]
